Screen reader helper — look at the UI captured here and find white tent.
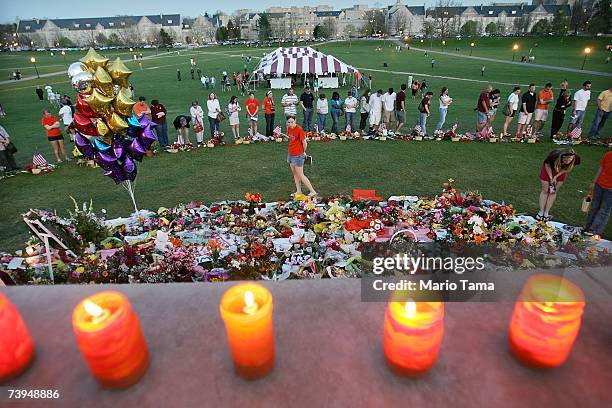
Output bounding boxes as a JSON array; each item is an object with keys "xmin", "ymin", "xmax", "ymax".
[{"xmin": 254, "ymin": 47, "xmax": 356, "ymax": 76}]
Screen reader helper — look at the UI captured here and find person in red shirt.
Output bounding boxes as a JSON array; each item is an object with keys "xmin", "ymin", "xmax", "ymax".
[
  {"xmin": 244, "ymin": 92, "xmax": 260, "ymax": 137},
  {"xmin": 584, "ymin": 151, "xmax": 612, "ymax": 236},
  {"xmin": 263, "ymin": 90, "xmax": 275, "ymax": 137},
  {"xmin": 41, "ymin": 109, "xmax": 69, "ymax": 162},
  {"xmin": 537, "ymin": 148, "xmax": 580, "ymax": 221},
  {"xmin": 286, "ymin": 116, "xmax": 316, "ymax": 198},
  {"xmin": 476, "ymin": 84, "xmax": 492, "ymax": 131},
  {"xmin": 133, "ymin": 96, "xmax": 151, "ymax": 118}
]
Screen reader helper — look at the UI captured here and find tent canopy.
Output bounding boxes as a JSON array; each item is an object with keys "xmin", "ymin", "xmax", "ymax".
[{"xmin": 254, "ymin": 47, "xmax": 356, "ymax": 76}]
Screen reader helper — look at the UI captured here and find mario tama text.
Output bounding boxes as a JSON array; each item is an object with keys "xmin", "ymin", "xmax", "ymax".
[
  {"xmin": 372, "ymin": 254, "xmax": 486, "ymax": 275},
  {"xmin": 372, "ymin": 278, "xmax": 495, "ymax": 292}
]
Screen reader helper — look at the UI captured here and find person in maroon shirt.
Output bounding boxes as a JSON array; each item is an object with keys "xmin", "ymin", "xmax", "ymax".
[
  {"xmin": 150, "ymin": 100, "xmax": 168, "ymax": 147},
  {"xmin": 476, "ymin": 84, "xmax": 492, "ymax": 131}
]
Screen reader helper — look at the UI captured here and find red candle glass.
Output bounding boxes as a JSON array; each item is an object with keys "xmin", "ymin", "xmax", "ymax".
[{"xmin": 0, "ymin": 293, "xmax": 35, "ymax": 383}]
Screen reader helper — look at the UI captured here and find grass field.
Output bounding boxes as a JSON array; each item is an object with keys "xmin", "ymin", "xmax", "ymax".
[{"xmin": 0, "ymin": 37, "xmax": 611, "ymax": 251}]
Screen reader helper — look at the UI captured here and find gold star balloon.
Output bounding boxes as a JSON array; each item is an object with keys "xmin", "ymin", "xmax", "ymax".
[
  {"xmin": 80, "ymin": 48, "xmax": 109, "ymax": 71},
  {"xmin": 107, "ymin": 57, "xmax": 132, "ymax": 88},
  {"xmin": 113, "ymin": 88, "xmax": 136, "ymax": 116},
  {"xmin": 94, "ymin": 66, "xmax": 114, "ymax": 96},
  {"xmin": 84, "ymin": 88, "xmax": 114, "ymax": 118},
  {"xmin": 96, "ymin": 118, "xmax": 110, "ymax": 136},
  {"xmin": 106, "ymin": 112, "xmax": 129, "ymax": 135}
]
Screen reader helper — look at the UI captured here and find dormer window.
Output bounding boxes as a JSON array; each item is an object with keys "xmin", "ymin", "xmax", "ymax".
[
  {"xmin": 85, "ymin": 23, "xmax": 91, "ymax": 27},
  {"xmin": 109, "ymin": 22, "xmax": 114, "ymax": 27},
  {"xmin": 185, "ymin": 24, "xmax": 190, "ymax": 28},
  {"xmin": 25, "ymin": 25, "xmax": 30, "ymax": 30},
  {"xmin": 488, "ymin": 11, "xmax": 493, "ymax": 15},
  {"xmin": 167, "ymin": 20, "xmax": 173, "ymax": 24},
  {"xmin": 74, "ymin": 23, "xmax": 79, "ymax": 28},
  {"xmin": 121, "ymin": 21, "xmax": 126, "ymax": 26},
  {"xmin": 511, "ymin": 10, "xmax": 516, "ymax": 14}
]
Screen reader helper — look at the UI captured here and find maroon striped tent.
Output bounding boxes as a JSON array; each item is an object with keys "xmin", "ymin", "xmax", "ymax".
[{"xmin": 254, "ymin": 47, "xmax": 356, "ymax": 76}]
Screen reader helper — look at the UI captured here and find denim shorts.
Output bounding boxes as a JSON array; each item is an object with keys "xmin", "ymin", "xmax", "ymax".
[
  {"xmin": 287, "ymin": 153, "xmax": 305, "ymax": 167},
  {"xmin": 477, "ymin": 111, "xmax": 488, "ymax": 124}
]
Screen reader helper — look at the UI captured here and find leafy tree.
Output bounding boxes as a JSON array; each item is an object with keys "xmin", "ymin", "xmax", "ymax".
[
  {"xmin": 344, "ymin": 24, "xmax": 356, "ymax": 37},
  {"xmin": 513, "ymin": 15, "xmax": 531, "ymax": 34},
  {"xmin": 551, "ymin": 11, "xmax": 570, "ymax": 36},
  {"xmin": 258, "ymin": 13, "xmax": 272, "ymax": 42},
  {"xmin": 322, "ymin": 18, "xmax": 337, "ymax": 38},
  {"xmin": 106, "ymin": 33, "xmax": 123, "ymax": 46},
  {"xmin": 570, "ymin": 0, "xmax": 588, "ymax": 34},
  {"xmin": 421, "ymin": 21, "xmax": 435, "ymax": 38},
  {"xmin": 362, "ymin": 9, "xmax": 386, "ymax": 36},
  {"xmin": 485, "ymin": 22, "xmax": 498, "ymax": 35},
  {"xmin": 95, "ymin": 33, "xmax": 107, "ymax": 45},
  {"xmin": 588, "ymin": 0, "xmax": 611, "ymax": 35},
  {"xmin": 430, "ymin": 0, "xmax": 460, "ymax": 38},
  {"xmin": 227, "ymin": 19, "xmax": 241, "ymax": 39},
  {"xmin": 216, "ymin": 26, "xmax": 228, "ymax": 41},
  {"xmin": 530, "ymin": 19, "xmax": 551, "ymax": 35},
  {"xmin": 56, "ymin": 36, "xmax": 75, "ymax": 47},
  {"xmin": 313, "ymin": 24, "xmax": 325, "ymax": 38},
  {"xmin": 158, "ymin": 28, "xmax": 174, "ymax": 47},
  {"xmin": 460, "ymin": 20, "xmax": 479, "ymax": 37}
]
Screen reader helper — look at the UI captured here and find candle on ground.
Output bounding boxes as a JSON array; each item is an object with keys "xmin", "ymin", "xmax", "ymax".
[
  {"xmin": 0, "ymin": 293, "xmax": 35, "ymax": 383},
  {"xmin": 72, "ymin": 291, "xmax": 149, "ymax": 388},
  {"xmin": 220, "ymin": 283, "xmax": 274, "ymax": 380},
  {"xmin": 383, "ymin": 299, "xmax": 444, "ymax": 377},
  {"xmin": 509, "ymin": 274, "xmax": 585, "ymax": 368}
]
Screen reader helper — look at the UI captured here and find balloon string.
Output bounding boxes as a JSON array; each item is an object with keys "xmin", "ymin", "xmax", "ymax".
[{"xmin": 122, "ymin": 180, "xmax": 138, "ymax": 214}]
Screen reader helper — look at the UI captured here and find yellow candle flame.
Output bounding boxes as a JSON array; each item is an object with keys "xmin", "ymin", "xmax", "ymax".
[
  {"xmin": 404, "ymin": 299, "xmax": 417, "ymax": 318},
  {"xmin": 84, "ymin": 300, "xmax": 103, "ymax": 317},
  {"xmin": 243, "ymin": 290, "xmax": 259, "ymax": 315}
]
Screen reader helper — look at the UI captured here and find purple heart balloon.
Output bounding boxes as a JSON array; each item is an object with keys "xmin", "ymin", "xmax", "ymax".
[
  {"xmin": 77, "ymin": 143, "xmax": 95, "ymax": 159},
  {"xmin": 126, "ymin": 167, "xmax": 137, "ymax": 182},
  {"xmin": 75, "ymin": 132, "xmax": 91, "ymax": 149},
  {"xmin": 99, "ymin": 150, "xmax": 118, "ymax": 163},
  {"xmin": 138, "ymin": 114, "xmax": 152, "ymax": 127}
]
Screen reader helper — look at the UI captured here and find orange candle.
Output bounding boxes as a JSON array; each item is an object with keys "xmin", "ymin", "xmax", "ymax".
[
  {"xmin": 72, "ymin": 291, "xmax": 149, "ymax": 388},
  {"xmin": 220, "ymin": 283, "xmax": 274, "ymax": 380},
  {"xmin": 0, "ymin": 293, "xmax": 35, "ymax": 383},
  {"xmin": 383, "ymin": 299, "xmax": 444, "ymax": 377},
  {"xmin": 509, "ymin": 274, "xmax": 585, "ymax": 368}
]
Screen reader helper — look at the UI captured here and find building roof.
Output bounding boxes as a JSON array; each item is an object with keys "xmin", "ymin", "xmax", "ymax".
[
  {"xmin": 17, "ymin": 14, "xmax": 180, "ymax": 33},
  {"xmin": 425, "ymin": 4, "xmax": 570, "ymax": 18}
]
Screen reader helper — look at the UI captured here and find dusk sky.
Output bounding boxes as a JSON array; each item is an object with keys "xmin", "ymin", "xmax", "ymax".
[{"xmin": 1, "ymin": 0, "xmax": 490, "ymax": 24}]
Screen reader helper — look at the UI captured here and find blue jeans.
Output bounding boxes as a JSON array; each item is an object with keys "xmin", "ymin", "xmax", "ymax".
[
  {"xmin": 419, "ymin": 113, "xmax": 428, "ymax": 135},
  {"xmin": 345, "ymin": 112, "xmax": 355, "ymax": 132},
  {"xmin": 331, "ymin": 109, "xmax": 341, "ymax": 134},
  {"xmin": 317, "ymin": 113, "xmax": 327, "ymax": 133},
  {"xmin": 302, "ymin": 108, "xmax": 313, "ymax": 132},
  {"xmin": 208, "ymin": 116, "xmax": 219, "ymax": 138},
  {"xmin": 585, "ymin": 183, "xmax": 612, "ymax": 235},
  {"xmin": 436, "ymin": 108, "xmax": 447, "ymax": 130},
  {"xmin": 154, "ymin": 121, "xmax": 169, "ymax": 146},
  {"xmin": 588, "ymin": 108, "xmax": 610, "ymax": 139}
]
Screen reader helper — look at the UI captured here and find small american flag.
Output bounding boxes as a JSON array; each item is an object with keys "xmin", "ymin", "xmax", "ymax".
[
  {"xmin": 568, "ymin": 126, "xmax": 582, "ymax": 139},
  {"xmin": 345, "ymin": 124, "xmax": 351, "ymax": 133},
  {"xmin": 379, "ymin": 122, "xmax": 386, "ymax": 131},
  {"xmin": 32, "ymin": 152, "xmax": 48, "ymax": 167},
  {"xmin": 273, "ymin": 126, "xmax": 281, "ymax": 137},
  {"xmin": 247, "ymin": 127, "xmax": 253, "ymax": 138},
  {"xmin": 525, "ymin": 125, "xmax": 533, "ymax": 138}
]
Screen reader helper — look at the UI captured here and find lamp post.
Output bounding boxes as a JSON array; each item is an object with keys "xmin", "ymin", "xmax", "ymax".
[
  {"xmin": 470, "ymin": 42, "xmax": 475, "ymax": 56},
  {"xmin": 512, "ymin": 43, "xmax": 519, "ymax": 61},
  {"xmin": 30, "ymin": 56, "xmax": 39, "ymax": 78},
  {"xmin": 581, "ymin": 47, "xmax": 591, "ymax": 70},
  {"xmin": 61, "ymin": 50, "xmax": 66, "ymax": 62}
]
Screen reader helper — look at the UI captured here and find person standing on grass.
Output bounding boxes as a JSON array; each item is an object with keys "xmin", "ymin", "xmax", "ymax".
[
  {"xmin": 263, "ymin": 90, "xmax": 275, "ymax": 138},
  {"xmin": 359, "ymin": 89, "xmax": 371, "ymax": 133},
  {"xmin": 476, "ymin": 84, "xmax": 492, "ymax": 132},
  {"xmin": 286, "ymin": 116, "xmax": 316, "ymax": 199},
  {"xmin": 395, "ymin": 84, "xmax": 407, "ymax": 134},
  {"xmin": 344, "ymin": 91, "xmax": 358, "ymax": 132},
  {"xmin": 330, "ymin": 92, "xmax": 343, "ymax": 135},
  {"xmin": 549, "ymin": 90, "xmax": 572, "ymax": 138},
  {"xmin": 537, "ymin": 148, "xmax": 580, "ymax": 222},
  {"xmin": 502, "ymin": 86, "xmax": 521, "ymax": 137},
  {"xmin": 486, "ymin": 89, "xmax": 501, "ymax": 130},
  {"xmin": 516, "ymin": 84, "xmax": 537, "ymax": 137},
  {"xmin": 559, "ymin": 79, "xmax": 568, "ymax": 94},
  {"xmin": 177, "ymin": 69, "xmax": 181, "ymax": 81},
  {"xmin": 316, "ymin": 93, "xmax": 328, "ymax": 135},
  {"xmin": 431, "ymin": 58, "xmax": 436, "ymax": 69},
  {"xmin": 206, "ymin": 93, "xmax": 221, "ymax": 142},
  {"xmin": 0, "ymin": 125, "xmax": 19, "ymax": 172},
  {"xmin": 411, "ymin": 80, "xmax": 419, "ymax": 100},
  {"xmin": 533, "ymin": 83, "xmax": 554, "ymax": 137},
  {"xmin": 568, "ymin": 81, "xmax": 592, "ymax": 134},
  {"xmin": 587, "ymin": 88, "xmax": 611, "ymax": 141},
  {"xmin": 417, "ymin": 91, "xmax": 433, "ymax": 136},
  {"xmin": 42, "ymin": 109, "xmax": 69, "ymax": 163},
  {"xmin": 151, "ymin": 100, "xmax": 169, "ymax": 148},
  {"xmin": 281, "ymin": 88, "xmax": 299, "ymax": 121},
  {"xmin": 584, "ymin": 151, "xmax": 612, "ymax": 237},
  {"xmin": 133, "ymin": 96, "xmax": 151, "ymax": 119},
  {"xmin": 369, "ymin": 89, "xmax": 383, "ymax": 134},
  {"xmin": 435, "ymin": 87, "xmax": 453, "ymax": 132},
  {"xmin": 382, "ymin": 88, "xmax": 396, "ymax": 129},
  {"xmin": 368, "ymin": 74, "xmax": 372, "ymax": 90},
  {"xmin": 244, "ymin": 92, "xmax": 260, "ymax": 137},
  {"xmin": 227, "ymin": 96, "xmax": 241, "ymax": 141},
  {"xmin": 481, "ymin": 65, "xmax": 485, "ymax": 77},
  {"xmin": 58, "ymin": 100, "xmax": 75, "ymax": 142},
  {"xmin": 36, "ymin": 86, "xmax": 44, "ymax": 101},
  {"xmin": 190, "ymin": 101, "xmax": 205, "ymax": 146},
  {"xmin": 299, "ymin": 87, "xmax": 315, "ymax": 132}
]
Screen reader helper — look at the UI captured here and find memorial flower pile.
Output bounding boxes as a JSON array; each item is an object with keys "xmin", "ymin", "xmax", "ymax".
[{"xmin": 1, "ymin": 181, "xmax": 609, "ymax": 285}]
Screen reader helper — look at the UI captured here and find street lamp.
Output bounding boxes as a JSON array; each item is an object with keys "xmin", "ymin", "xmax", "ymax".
[
  {"xmin": 30, "ymin": 56, "xmax": 40, "ymax": 78},
  {"xmin": 61, "ymin": 50, "xmax": 66, "ymax": 62},
  {"xmin": 470, "ymin": 42, "xmax": 475, "ymax": 56},
  {"xmin": 512, "ymin": 43, "xmax": 519, "ymax": 61},
  {"xmin": 581, "ymin": 47, "xmax": 591, "ymax": 70}
]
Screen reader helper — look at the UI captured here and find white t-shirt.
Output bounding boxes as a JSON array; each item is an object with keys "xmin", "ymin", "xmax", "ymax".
[
  {"xmin": 381, "ymin": 92, "xmax": 396, "ymax": 112},
  {"xmin": 281, "ymin": 93, "xmax": 298, "ymax": 116},
  {"xmin": 344, "ymin": 96, "xmax": 358, "ymax": 113},
  {"xmin": 573, "ymin": 89, "xmax": 591, "ymax": 111},
  {"xmin": 507, "ymin": 93, "xmax": 519, "ymax": 111},
  {"xmin": 369, "ymin": 94, "xmax": 383, "ymax": 113},
  {"xmin": 58, "ymin": 105, "xmax": 73, "ymax": 125},
  {"xmin": 316, "ymin": 98, "xmax": 328, "ymax": 115},
  {"xmin": 360, "ymin": 96, "xmax": 370, "ymax": 113},
  {"xmin": 190, "ymin": 105, "xmax": 204, "ymax": 121},
  {"xmin": 439, "ymin": 95, "xmax": 452, "ymax": 109},
  {"xmin": 206, "ymin": 99, "xmax": 220, "ymax": 118}
]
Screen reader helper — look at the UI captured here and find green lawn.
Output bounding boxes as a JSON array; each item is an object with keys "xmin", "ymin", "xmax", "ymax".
[{"xmin": 0, "ymin": 39, "xmax": 610, "ymax": 252}]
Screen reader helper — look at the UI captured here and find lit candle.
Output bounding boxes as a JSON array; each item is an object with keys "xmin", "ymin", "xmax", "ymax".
[
  {"xmin": 509, "ymin": 274, "xmax": 585, "ymax": 368},
  {"xmin": 0, "ymin": 293, "xmax": 35, "ymax": 383},
  {"xmin": 383, "ymin": 299, "xmax": 444, "ymax": 377},
  {"xmin": 72, "ymin": 291, "xmax": 149, "ymax": 388},
  {"xmin": 220, "ymin": 283, "xmax": 274, "ymax": 380}
]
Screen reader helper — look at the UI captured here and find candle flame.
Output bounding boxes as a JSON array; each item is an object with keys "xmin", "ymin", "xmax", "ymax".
[
  {"xmin": 245, "ymin": 291, "xmax": 255, "ymax": 309},
  {"xmin": 404, "ymin": 299, "xmax": 417, "ymax": 318},
  {"xmin": 84, "ymin": 300, "xmax": 103, "ymax": 317}
]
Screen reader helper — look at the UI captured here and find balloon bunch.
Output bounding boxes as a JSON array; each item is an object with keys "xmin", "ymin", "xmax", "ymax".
[{"xmin": 68, "ymin": 48, "xmax": 156, "ymax": 185}]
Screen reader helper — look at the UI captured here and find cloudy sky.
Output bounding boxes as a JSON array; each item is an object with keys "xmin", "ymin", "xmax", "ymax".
[{"xmin": 1, "ymin": 0, "xmax": 488, "ymax": 23}]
